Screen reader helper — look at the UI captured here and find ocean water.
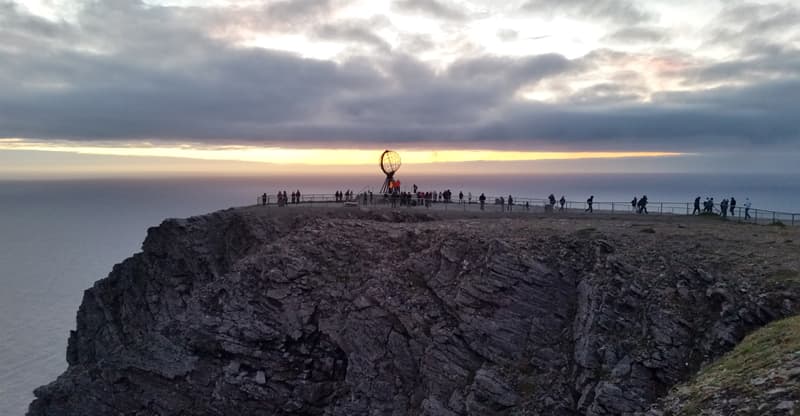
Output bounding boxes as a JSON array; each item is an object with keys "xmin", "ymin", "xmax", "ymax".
[{"xmin": 1, "ymin": 173, "xmax": 798, "ymax": 415}]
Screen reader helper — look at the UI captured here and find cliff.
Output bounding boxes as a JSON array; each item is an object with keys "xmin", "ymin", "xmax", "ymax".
[{"xmin": 28, "ymin": 207, "xmax": 800, "ymax": 415}]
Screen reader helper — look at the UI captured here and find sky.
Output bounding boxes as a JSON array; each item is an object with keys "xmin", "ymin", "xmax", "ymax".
[{"xmin": 1, "ymin": 0, "xmax": 799, "ymax": 177}]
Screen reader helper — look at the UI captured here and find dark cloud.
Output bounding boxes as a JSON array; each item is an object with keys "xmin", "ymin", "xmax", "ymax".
[
  {"xmin": 708, "ymin": 3, "xmax": 800, "ymax": 51},
  {"xmin": 392, "ymin": 0, "xmax": 467, "ymax": 21},
  {"xmin": 496, "ymin": 29, "xmax": 518, "ymax": 42},
  {"xmin": 520, "ymin": 0, "xmax": 653, "ymax": 25},
  {"xmin": 312, "ymin": 19, "xmax": 392, "ymax": 51},
  {"xmin": 603, "ymin": 27, "xmax": 666, "ymax": 43},
  {"xmin": 0, "ymin": 0, "xmax": 798, "ymax": 153},
  {"xmin": 263, "ymin": 0, "xmax": 339, "ymax": 29}
]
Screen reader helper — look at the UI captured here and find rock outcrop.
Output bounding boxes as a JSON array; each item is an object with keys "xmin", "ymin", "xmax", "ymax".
[{"xmin": 28, "ymin": 207, "xmax": 800, "ymax": 415}]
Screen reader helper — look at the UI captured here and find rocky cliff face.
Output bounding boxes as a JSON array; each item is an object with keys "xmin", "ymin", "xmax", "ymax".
[{"xmin": 28, "ymin": 207, "xmax": 800, "ymax": 415}]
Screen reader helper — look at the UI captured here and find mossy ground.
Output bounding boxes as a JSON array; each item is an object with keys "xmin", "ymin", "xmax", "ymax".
[{"xmin": 673, "ymin": 315, "xmax": 800, "ymax": 414}]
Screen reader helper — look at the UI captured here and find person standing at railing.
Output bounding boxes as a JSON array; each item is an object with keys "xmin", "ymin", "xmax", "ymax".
[
  {"xmin": 296, "ymin": 190, "xmax": 301, "ymax": 204},
  {"xmin": 479, "ymin": 193, "xmax": 486, "ymax": 210},
  {"xmin": 730, "ymin": 197, "xmax": 736, "ymax": 216},
  {"xmin": 744, "ymin": 198, "xmax": 752, "ymax": 219},
  {"xmin": 693, "ymin": 197, "xmax": 701, "ymax": 215},
  {"xmin": 631, "ymin": 196, "xmax": 637, "ymax": 213},
  {"xmin": 261, "ymin": 193, "xmax": 267, "ymax": 206},
  {"xmin": 586, "ymin": 195, "xmax": 594, "ymax": 213},
  {"xmin": 559, "ymin": 195, "xmax": 566, "ymax": 211},
  {"xmin": 459, "ymin": 191, "xmax": 464, "ymax": 204},
  {"xmin": 720, "ymin": 199, "xmax": 729, "ymax": 218},
  {"xmin": 638, "ymin": 195, "xmax": 648, "ymax": 214},
  {"xmin": 508, "ymin": 195, "xmax": 513, "ymax": 212}
]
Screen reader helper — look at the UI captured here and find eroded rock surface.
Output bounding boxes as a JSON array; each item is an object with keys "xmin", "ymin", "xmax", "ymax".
[{"xmin": 28, "ymin": 208, "xmax": 800, "ymax": 415}]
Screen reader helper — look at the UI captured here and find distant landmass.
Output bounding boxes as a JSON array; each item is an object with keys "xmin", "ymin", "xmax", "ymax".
[{"xmin": 28, "ymin": 206, "xmax": 800, "ymax": 415}]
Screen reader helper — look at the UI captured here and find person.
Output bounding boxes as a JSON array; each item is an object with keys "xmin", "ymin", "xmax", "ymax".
[
  {"xmin": 525, "ymin": 201, "xmax": 530, "ymax": 211},
  {"xmin": 730, "ymin": 197, "xmax": 736, "ymax": 216},
  {"xmin": 693, "ymin": 196, "xmax": 701, "ymax": 215},
  {"xmin": 720, "ymin": 199, "xmax": 728, "ymax": 218},
  {"xmin": 508, "ymin": 195, "xmax": 513, "ymax": 212},
  {"xmin": 559, "ymin": 195, "xmax": 566, "ymax": 211},
  {"xmin": 296, "ymin": 190, "xmax": 301, "ymax": 204},
  {"xmin": 631, "ymin": 197, "xmax": 637, "ymax": 213},
  {"xmin": 638, "ymin": 195, "xmax": 648, "ymax": 214},
  {"xmin": 548, "ymin": 194, "xmax": 556, "ymax": 208},
  {"xmin": 459, "ymin": 191, "xmax": 464, "ymax": 204},
  {"xmin": 261, "ymin": 192, "xmax": 267, "ymax": 206},
  {"xmin": 363, "ymin": 192, "xmax": 368, "ymax": 204},
  {"xmin": 291, "ymin": 191, "xmax": 296, "ymax": 204},
  {"xmin": 744, "ymin": 198, "xmax": 752, "ymax": 219},
  {"xmin": 479, "ymin": 193, "xmax": 486, "ymax": 210},
  {"xmin": 413, "ymin": 184, "xmax": 418, "ymax": 194},
  {"xmin": 369, "ymin": 191, "xmax": 373, "ymax": 204},
  {"xmin": 586, "ymin": 195, "xmax": 594, "ymax": 213}
]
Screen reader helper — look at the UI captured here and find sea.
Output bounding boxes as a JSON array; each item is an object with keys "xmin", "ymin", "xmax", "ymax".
[{"xmin": 1, "ymin": 173, "xmax": 799, "ymax": 415}]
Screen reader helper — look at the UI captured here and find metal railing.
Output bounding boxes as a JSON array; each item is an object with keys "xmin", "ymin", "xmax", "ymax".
[{"xmin": 254, "ymin": 193, "xmax": 798, "ymax": 226}]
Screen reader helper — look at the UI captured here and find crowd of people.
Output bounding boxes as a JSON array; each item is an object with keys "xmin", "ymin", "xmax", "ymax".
[
  {"xmin": 260, "ymin": 187, "xmax": 759, "ymax": 220},
  {"xmin": 693, "ymin": 196, "xmax": 751, "ymax": 219}
]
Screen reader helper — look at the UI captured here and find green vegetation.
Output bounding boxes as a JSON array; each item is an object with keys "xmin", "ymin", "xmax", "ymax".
[
  {"xmin": 675, "ymin": 315, "xmax": 800, "ymax": 414},
  {"xmin": 768, "ymin": 269, "xmax": 800, "ymax": 284}
]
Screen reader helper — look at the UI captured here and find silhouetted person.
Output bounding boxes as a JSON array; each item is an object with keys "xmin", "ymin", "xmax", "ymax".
[
  {"xmin": 413, "ymin": 184, "xmax": 418, "ymax": 194},
  {"xmin": 559, "ymin": 195, "xmax": 566, "ymax": 211},
  {"xmin": 296, "ymin": 190, "xmax": 301, "ymax": 204},
  {"xmin": 548, "ymin": 194, "xmax": 556, "ymax": 208},
  {"xmin": 369, "ymin": 191, "xmax": 373, "ymax": 204},
  {"xmin": 586, "ymin": 195, "xmax": 594, "ymax": 213},
  {"xmin": 479, "ymin": 193, "xmax": 486, "ymax": 210},
  {"xmin": 291, "ymin": 191, "xmax": 296, "ymax": 204},
  {"xmin": 525, "ymin": 201, "xmax": 530, "ymax": 211},
  {"xmin": 720, "ymin": 199, "xmax": 728, "ymax": 218},
  {"xmin": 693, "ymin": 196, "xmax": 701, "ymax": 215},
  {"xmin": 261, "ymin": 193, "xmax": 267, "ymax": 206},
  {"xmin": 508, "ymin": 195, "xmax": 513, "ymax": 211},
  {"xmin": 459, "ymin": 191, "xmax": 464, "ymax": 204},
  {"xmin": 638, "ymin": 195, "xmax": 648, "ymax": 214},
  {"xmin": 730, "ymin": 197, "xmax": 736, "ymax": 216},
  {"xmin": 631, "ymin": 197, "xmax": 637, "ymax": 213},
  {"xmin": 744, "ymin": 198, "xmax": 752, "ymax": 219}
]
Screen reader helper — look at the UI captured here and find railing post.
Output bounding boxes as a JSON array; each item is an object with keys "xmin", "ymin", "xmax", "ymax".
[
  {"xmin": 686, "ymin": 203, "xmax": 689, "ymax": 215},
  {"xmin": 660, "ymin": 203, "xmax": 663, "ymax": 215}
]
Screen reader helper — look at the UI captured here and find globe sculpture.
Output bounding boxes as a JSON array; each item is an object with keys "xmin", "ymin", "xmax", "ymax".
[{"xmin": 379, "ymin": 150, "xmax": 401, "ymax": 194}]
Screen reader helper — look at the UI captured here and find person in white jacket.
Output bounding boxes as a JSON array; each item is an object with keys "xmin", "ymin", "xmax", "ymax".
[{"xmin": 744, "ymin": 198, "xmax": 752, "ymax": 220}]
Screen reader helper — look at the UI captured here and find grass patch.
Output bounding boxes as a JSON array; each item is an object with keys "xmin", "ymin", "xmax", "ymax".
[
  {"xmin": 768, "ymin": 269, "xmax": 800, "ymax": 284},
  {"xmin": 676, "ymin": 315, "xmax": 800, "ymax": 414},
  {"xmin": 770, "ymin": 220, "xmax": 787, "ymax": 228}
]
